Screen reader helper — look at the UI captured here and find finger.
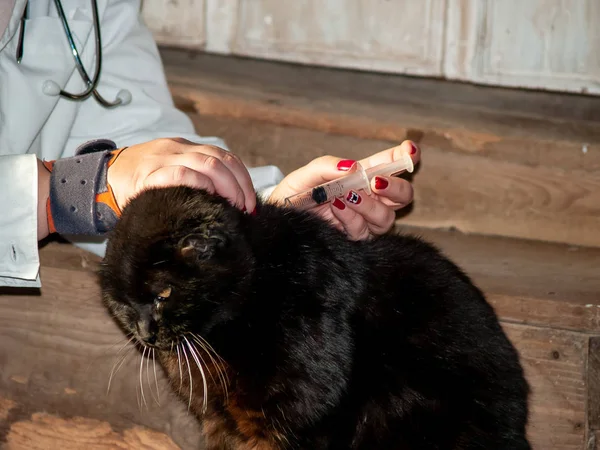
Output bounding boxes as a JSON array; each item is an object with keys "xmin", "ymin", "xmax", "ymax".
[
  {"xmin": 343, "ymin": 190, "xmax": 396, "ymax": 236},
  {"xmin": 142, "ymin": 165, "xmax": 217, "ymax": 194},
  {"xmin": 312, "ymin": 205, "xmax": 346, "ymax": 233},
  {"xmin": 330, "ymin": 197, "xmax": 371, "ymax": 241},
  {"xmin": 359, "ymin": 140, "xmax": 420, "ymax": 170},
  {"xmin": 163, "ymin": 153, "xmax": 247, "ymax": 210},
  {"xmin": 181, "ymin": 145, "xmax": 257, "ymax": 212},
  {"xmin": 370, "ymin": 176, "xmax": 414, "ymax": 210},
  {"xmin": 283, "ymin": 155, "xmax": 359, "ymax": 193}
]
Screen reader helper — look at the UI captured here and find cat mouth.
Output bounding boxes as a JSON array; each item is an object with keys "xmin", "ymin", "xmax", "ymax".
[{"xmin": 134, "ymin": 336, "xmax": 173, "ymax": 351}]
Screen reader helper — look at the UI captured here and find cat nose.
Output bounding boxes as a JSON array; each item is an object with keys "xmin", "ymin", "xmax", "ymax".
[
  {"xmin": 143, "ymin": 333, "xmax": 157, "ymax": 345},
  {"xmin": 136, "ymin": 319, "xmax": 158, "ymax": 346}
]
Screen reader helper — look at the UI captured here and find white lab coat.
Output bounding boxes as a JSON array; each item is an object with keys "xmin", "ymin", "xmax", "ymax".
[{"xmin": 0, "ymin": 0, "xmax": 284, "ymax": 287}]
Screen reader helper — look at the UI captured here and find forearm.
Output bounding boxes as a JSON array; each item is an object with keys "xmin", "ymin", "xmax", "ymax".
[
  {"xmin": 37, "ymin": 159, "xmax": 50, "ymax": 240},
  {"xmin": 0, "ymin": 155, "xmax": 41, "ymax": 287}
]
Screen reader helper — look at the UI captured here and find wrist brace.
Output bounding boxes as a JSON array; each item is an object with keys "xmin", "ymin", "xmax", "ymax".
[{"xmin": 43, "ymin": 139, "xmax": 127, "ymax": 236}]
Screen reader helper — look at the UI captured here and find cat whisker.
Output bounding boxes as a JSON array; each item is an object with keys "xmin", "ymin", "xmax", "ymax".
[
  {"xmin": 106, "ymin": 344, "xmax": 136, "ymax": 395},
  {"xmin": 152, "ymin": 348, "xmax": 161, "ymax": 406},
  {"xmin": 189, "ymin": 332, "xmax": 227, "ymax": 366},
  {"xmin": 187, "ymin": 338, "xmax": 222, "ymax": 409},
  {"xmin": 176, "ymin": 343, "xmax": 184, "ymax": 394},
  {"xmin": 139, "ymin": 346, "xmax": 148, "ymax": 409},
  {"xmin": 181, "ymin": 342, "xmax": 194, "ymax": 411},
  {"xmin": 152, "ymin": 259, "xmax": 168, "ymax": 266},
  {"xmin": 184, "ymin": 336, "xmax": 208, "ymax": 414},
  {"xmin": 187, "ymin": 336, "xmax": 217, "ymax": 387},
  {"xmin": 189, "ymin": 333, "xmax": 229, "ymax": 403},
  {"xmin": 146, "ymin": 346, "xmax": 160, "ymax": 406},
  {"xmin": 85, "ymin": 333, "xmax": 135, "ymax": 378}
]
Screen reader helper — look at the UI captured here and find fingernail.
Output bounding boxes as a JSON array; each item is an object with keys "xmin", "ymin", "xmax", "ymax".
[
  {"xmin": 242, "ymin": 206, "xmax": 247, "ymax": 213},
  {"xmin": 410, "ymin": 143, "xmax": 418, "ymax": 155},
  {"xmin": 346, "ymin": 190, "xmax": 362, "ymax": 205},
  {"xmin": 337, "ymin": 160, "xmax": 356, "ymax": 171},
  {"xmin": 374, "ymin": 176, "xmax": 389, "ymax": 190},
  {"xmin": 332, "ymin": 198, "xmax": 346, "ymax": 210},
  {"xmin": 251, "ymin": 208, "xmax": 257, "ymax": 216}
]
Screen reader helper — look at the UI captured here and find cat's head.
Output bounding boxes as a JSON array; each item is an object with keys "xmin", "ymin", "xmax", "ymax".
[{"xmin": 99, "ymin": 186, "xmax": 254, "ymax": 349}]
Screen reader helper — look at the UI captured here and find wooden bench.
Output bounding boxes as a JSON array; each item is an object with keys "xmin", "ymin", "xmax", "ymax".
[{"xmin": 1, "ymin": 48, "xmax": 599, "ymax": 449}]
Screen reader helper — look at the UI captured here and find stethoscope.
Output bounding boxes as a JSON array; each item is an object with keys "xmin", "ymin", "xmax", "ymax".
[{"xmin": 16, "ymin": 0, "xmax": 132, "ymax": 108}]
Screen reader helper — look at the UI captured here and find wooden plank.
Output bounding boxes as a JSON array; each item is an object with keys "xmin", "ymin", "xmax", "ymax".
[
  {"xmin": 4, "ymin": 412, "xmax": 180, "ymax": 450},
  {"xmin": 188, "ymin": 113, "xmax": 600, "ymax": 249},
  {"xmin": 588, "ymin": 338, "xmax": 600, "ymax": 435},
  {"xmin": 411, "ymin": 228, "xmax": 600, "ymax": 306},
  {"xmin": 161, "ymin": 49, "xmax": 600, "ymax": 172},
  {"xmin": 502, "ymin": 324, "xmax": 588, "ymax": 449},
  {"xmin": 410, "ymin": 228, "xmax": 600, "ymax": 333}
]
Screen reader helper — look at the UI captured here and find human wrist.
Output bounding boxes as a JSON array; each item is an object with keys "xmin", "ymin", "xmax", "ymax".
[{"xmin": 44, "ymin": 140, "xmax": 126, "ymax": 236}]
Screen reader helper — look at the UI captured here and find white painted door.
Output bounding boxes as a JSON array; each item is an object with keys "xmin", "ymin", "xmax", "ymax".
[
  {"xmin": 141, "ymin": 0, "xmax": 600, "ymax": 95},
  {"xmin": 444, "ymin": 0, "xmax": 600, "ymax": 95}
]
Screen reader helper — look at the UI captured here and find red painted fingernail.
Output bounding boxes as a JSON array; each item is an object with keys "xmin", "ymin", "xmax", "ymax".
[
  {"xmin": 242, "ymin": 206, "xmax": 247, "ymax": 212},
  {"xmin": 346, "ymin": 190, "xmax": 361, "ymax": 205},
  {"xmin": 332, "ymin": 198, "xmax": 346, "ymax": 210},
  {"xmin": 251, "ymin": 208, "xmax": 257, "ymax": 216},
  {"xmin": 336, "ymin": 160, "xmax": 356, "ymax": 171},
  {"xmin": 410, "ymin": 143, "xmax": 418, "ymax": 155},
  {"xmin": 374, "ymin": 176, "xmax": 389, "ymax": 190}
]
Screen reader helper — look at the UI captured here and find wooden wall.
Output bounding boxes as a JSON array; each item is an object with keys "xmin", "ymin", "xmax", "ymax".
[{"xmin": 141, "ymin": 0, "xmax": 600, "ymax": 95}]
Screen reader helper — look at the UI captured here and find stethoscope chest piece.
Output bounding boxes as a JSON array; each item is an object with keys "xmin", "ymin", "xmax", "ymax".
[{"xmin": 18, "ymin": 0, "xmax": 132, "ymax": 108}]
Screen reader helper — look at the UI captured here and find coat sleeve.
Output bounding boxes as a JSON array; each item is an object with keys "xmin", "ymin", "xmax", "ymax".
[
  {"xmin": 66, "ymin": 0, "xmax": 284, "ymax": 197},
  {"xmin": 0, "ymin": 154, "xmax": 41, "ymax": 287}
]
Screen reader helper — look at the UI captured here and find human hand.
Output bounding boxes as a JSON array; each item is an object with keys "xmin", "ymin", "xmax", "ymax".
[
  {"xmin": 268, "ymin": 140, "xmax": 420, "ymax": 240},
  {"xmin": 107, "ymin": 138, "xmax": 256, "ymax": 213}
]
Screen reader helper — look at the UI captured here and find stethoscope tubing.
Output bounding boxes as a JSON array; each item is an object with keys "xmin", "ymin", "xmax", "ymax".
[{"xmin": 16, "ymin": 0, "xmax": 131, "ymax": 108}]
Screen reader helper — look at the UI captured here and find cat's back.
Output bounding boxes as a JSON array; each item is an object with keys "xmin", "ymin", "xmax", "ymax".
[
  {"xmin": 355, "ymin": 230, "xmax": 484, "ymax": 316},
  {"xmin": 351, "ymin": 230, "xmax": 525, "ymax": 394},
  {"xmin": 342, "ymin": 232, "xmax": 529, "ymax": 448}
]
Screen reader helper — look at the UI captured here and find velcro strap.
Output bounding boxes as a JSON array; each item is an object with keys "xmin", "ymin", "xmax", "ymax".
[{"xmin": 46, "ymin": 139, "xmax": 125, "ymax": 236}]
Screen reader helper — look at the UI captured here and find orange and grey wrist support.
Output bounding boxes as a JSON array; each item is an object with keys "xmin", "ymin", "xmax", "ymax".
[{"xmin": 43, "ymin": 139, "xmax": 126, "ymax": 236}]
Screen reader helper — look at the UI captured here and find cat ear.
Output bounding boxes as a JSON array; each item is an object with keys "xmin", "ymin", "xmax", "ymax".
[{"xmin": 178, "ymin": 232, "xmax": 227, "ymax": 262}]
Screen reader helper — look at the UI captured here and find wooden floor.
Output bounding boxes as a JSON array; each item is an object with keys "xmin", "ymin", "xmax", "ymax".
[{"xmin": 1, "ymin": 48, "xmax": 599, "ymax": 449}]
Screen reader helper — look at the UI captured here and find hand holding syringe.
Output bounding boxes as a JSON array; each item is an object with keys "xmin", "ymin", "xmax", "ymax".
[{"xmin": 284, "ymin": 150, "xmax": 414, "ymax": 210}]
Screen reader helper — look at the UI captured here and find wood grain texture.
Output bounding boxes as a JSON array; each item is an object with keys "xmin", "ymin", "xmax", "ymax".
[
  {"xmin": 187, "ymin": 112, "xmax": 600, "ymax": 249},
  {"xmin": 410, "ymin": 228, "xmax": 600, "ymax": 333},
  {"xmin": 503, "ymin": 324, "xmax": 588, "ymax": 449},
  {"xmin": 161, "ymin": 49, "xmax": 600, "ymax": 172},
  {"xmin": 588, "ymin": 338, "xmax": 600, "ymax": 433},
  {"xmin": 4, "ymin": 413, "xmax": 180, "ymax": 450}
]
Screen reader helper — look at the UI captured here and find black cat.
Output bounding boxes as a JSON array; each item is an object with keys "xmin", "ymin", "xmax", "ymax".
[{"xmin": 99, "ymin": 186, "xmax": 530, "ymax": 450}]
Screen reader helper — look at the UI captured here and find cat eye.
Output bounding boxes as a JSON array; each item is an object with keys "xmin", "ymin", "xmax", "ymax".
[{"xmin": 155, "ymin": 286, "xmax": 172, "ymax": 302}]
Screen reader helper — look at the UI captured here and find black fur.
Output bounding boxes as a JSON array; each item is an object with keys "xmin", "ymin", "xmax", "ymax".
[{"xmin": 100, "ymin": 186, "xmax": 530, "ymax": 449}]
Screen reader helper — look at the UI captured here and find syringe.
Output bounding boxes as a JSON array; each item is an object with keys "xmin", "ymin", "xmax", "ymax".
[{"xmin": 284, "ymin": 150, "xmax": 414, "ymax": 210}]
